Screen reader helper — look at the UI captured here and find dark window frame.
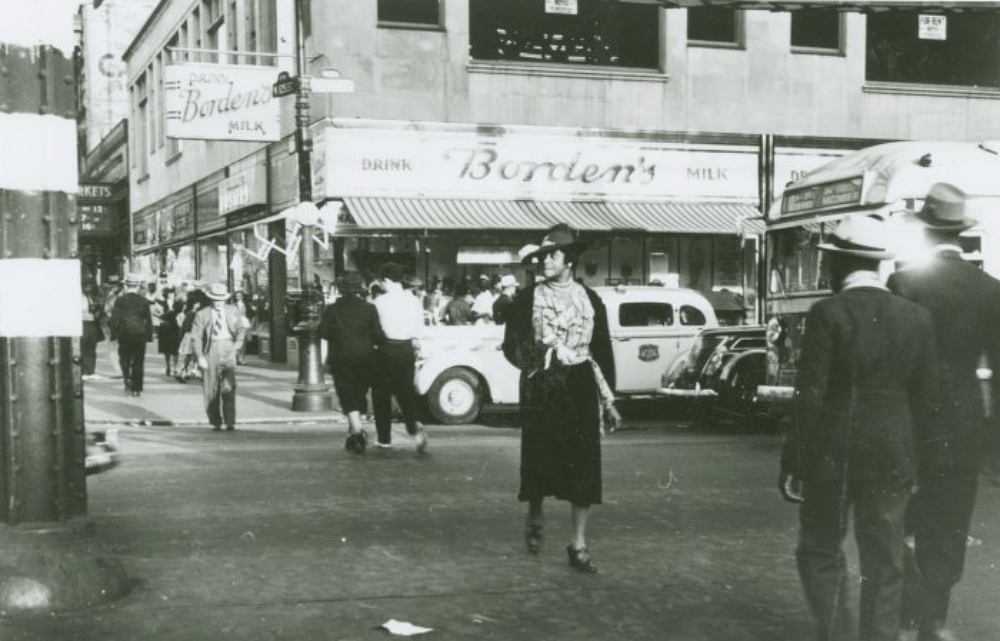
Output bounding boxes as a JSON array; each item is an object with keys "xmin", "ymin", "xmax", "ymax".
[
  {"xmin": 378, "ymin": 0, "xmax": 443, "ymax": 31},
  {"xmin": 790, "ymin": 10, "xmax": 845, "ymax": 56},
  {"xmin": 687, "ymin": 7, "xmax": 744, "ymax": 50}
]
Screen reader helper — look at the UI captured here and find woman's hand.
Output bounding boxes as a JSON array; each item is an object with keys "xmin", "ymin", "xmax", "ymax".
[{"xmin": 603, "ymin": 405, "xmax": 622, "ymax": 435}]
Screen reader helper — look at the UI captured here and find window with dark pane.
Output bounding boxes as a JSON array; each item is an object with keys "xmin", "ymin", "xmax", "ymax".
[
  {"xmin": 469, "ymin": 0, "xmax": 660, "ymax": 70},
  {"xmin": 687, "ymin": 7, "xmax": 738, "ymax": 45},
  {"xmin": 379, "ymin": 0, "xmax": 440, "ymax": 26},
  {"xmin": 791, "ymin": 10, "xmax": 841, "ymax": 50},
  {"xmin": 866, "ymin": 11, "xmax": 1000, "ymax": 87}
]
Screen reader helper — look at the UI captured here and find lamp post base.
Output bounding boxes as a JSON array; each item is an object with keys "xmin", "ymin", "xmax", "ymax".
[
  {"xmin": 291, "ymin": 330, "xmax": 334, "ymax": 413},
  {"xmin": 292, "ymin": 385, "xmax": 335, "ymax": 412},
  {"xmin": 0, "ymin": 519, "xmax": 130, "ymax": 615}
]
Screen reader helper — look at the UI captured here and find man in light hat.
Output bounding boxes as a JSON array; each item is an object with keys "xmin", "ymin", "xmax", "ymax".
[
  {"xmin": 190, "ymin": 283, "xmax": 246, "ymax": 432},
  {"xmin": 492, "ymin": 274, "xmax": 518, "ymax": 325},
  {"xmin": 888, "ymin": 183, "xmax": 1000, "ymax": 641},
  {"xmin": 110, "ymin": 274, "xmax": 153, "ymax": 397},
  {"xmin": 779, "ymin": 215, "xmax": 939, "ymax": 641},
  {"xmin": 471, "ymin": 274, "xmax": 497, "ymax": 324}
]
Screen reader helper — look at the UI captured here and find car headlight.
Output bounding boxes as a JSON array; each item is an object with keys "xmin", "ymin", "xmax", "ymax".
[
  {"xmin": 766, "ymin": 317, "xmax": 784, "ymax": 345},
  {"xmin": 703, "ymin": 346, "xmax": 726, "ymax": 378}
]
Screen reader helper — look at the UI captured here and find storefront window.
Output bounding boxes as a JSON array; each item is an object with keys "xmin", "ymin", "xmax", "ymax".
[
  {"xmin": 679, "ymin": 236, "xmax": 713, "ymax": 291},
  {"xmin": 866, "ymin": 12, "xmax": 1000, "ymax": 87},
  {"xmin": 469, "ymin": 0, "xmax": 661, "ymax": 70},
  {"xmin": 230, "ymin": 229, "xmax": 270, "ymax": 351},
  {"xmin": 163, "ymin": 245, "xmax": 196, "ymax": 286},
  {"xmin": 198, "ymin": 236, "xmax": 229, "ymax": 287}
]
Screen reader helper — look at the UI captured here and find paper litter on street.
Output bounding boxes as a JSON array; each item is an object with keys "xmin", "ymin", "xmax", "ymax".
[{"xmin": 380, "ymin": 619, "xmax": 433, "ymax": 636}]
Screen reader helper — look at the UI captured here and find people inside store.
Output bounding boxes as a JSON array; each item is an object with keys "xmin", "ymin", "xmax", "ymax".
[
  {"xmin": 443, "ymin": 283, "xmax": 474, "ymax": 325},
  {"xmin": 471, "ymin": 274, "xmax": 497, "ymax": 324}
]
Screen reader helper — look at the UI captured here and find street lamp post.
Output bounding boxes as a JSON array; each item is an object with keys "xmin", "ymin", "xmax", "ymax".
[{"xmin": 290, "ymin": 0, "xmax": 333, "ymax": 412}]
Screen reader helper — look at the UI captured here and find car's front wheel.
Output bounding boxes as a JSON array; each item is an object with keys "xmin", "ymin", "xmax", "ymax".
[{"xmin": 426, "ymin": 367, "xmax": 484, "ymax": 425}]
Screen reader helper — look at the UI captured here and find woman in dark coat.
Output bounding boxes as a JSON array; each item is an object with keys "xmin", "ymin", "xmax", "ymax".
[
  {"xmin": 502, "ymin": 224, "xmax": 621, "ymax": 574},
  {"xmin": 319, "ymin": 273, "xmax": 385, "ymax": 454},
  {"xmin": 156, "ymin": 287, "xmax": 183, "ymax": 376}
]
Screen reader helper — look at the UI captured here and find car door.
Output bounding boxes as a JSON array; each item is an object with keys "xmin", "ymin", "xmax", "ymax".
[{"xmin": 610, "ymin": 298, "xmax": 680, "ymax": 393}]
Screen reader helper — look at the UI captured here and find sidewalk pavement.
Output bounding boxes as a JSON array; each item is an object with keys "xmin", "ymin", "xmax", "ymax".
[{"xmin": 84, "ymin": 340, "xmax": 345, "ymax": 427}]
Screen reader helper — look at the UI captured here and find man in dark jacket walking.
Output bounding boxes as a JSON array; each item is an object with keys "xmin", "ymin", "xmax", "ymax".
[
  {"xmin": 319, "ymin": 273, "xmax": 384, "ymax": 454},
  {"xmin": 110, "ymin": 274, "xmax": 153, "ymax": 397},
  {"xmin": 887, "ymin": 183, "xmax": 1000, "ymax": 641},
  {"xmin": 780, "ymin": 216, "xmax": 938, "ymax": 641}
]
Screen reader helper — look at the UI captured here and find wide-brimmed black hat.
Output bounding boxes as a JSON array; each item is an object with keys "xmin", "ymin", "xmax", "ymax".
[
  {"xmin": 909, "ymin": 182, "xmax": 976, "ymax": 231},
  {"xmin": 521, "ymin": 224, "xmax": 588, "ymax": 264}
]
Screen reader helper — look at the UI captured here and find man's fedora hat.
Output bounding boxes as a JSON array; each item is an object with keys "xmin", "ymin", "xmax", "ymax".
[
  {"xmin": 817, "ymin": 216, "xmax": 895, "ymax": 261},
  {"xmin": 499, "ymin": 274, "xmax": 519, "ymax": 288},
  {"xmin": 910, "ymin": 182, "xmax": 976, "ymax": 231},
  {"xmin": 205, "ymin": 282, "xmax": 230, "ymax": 301},
  {"xmin": 337, "ymin": 273, "xmax": 366, "ymax": 295},
  {"xmin": 522, "ymin": 224, "xmax": 588, "ymax": 264},
  {"xmin": 124, "ymin": 273, "xmax": 144, "ymax": 287}
]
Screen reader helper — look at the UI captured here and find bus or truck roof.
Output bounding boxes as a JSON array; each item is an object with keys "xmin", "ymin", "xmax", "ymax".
[{"xmin": 772, "ymin": 141, "xmax": 1000, "ymax": 219}]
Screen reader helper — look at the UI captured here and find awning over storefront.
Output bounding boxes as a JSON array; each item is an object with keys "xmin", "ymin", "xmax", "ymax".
[{"xmin": 343, "ymin": 198, "xmax": 762, "ymax": 235}]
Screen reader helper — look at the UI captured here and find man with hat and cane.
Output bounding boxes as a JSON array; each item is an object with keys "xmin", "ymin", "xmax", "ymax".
[
  {"xmin": 110, "ymin": 274, "xmax": 153, "ymax": 397},
  {"xmin": 779, "ymin": 216, "xmax": 938, "ymax": 641},
  {"xmin": 319, "ymin": 272, "xmax": 384, "ymax": 453},
  {"xmin": 190, "ymin": 283, "xmax": 246, "ymax": 432},
  {"xmin": 888, "ymin": 183, "xmax": 1000, "ymax": 641}
]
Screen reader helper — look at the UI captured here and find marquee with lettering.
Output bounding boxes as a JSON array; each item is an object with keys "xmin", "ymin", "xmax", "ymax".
[{"xmin": 311, "ymin": 120, "xmax": 760, "ymax": 203}]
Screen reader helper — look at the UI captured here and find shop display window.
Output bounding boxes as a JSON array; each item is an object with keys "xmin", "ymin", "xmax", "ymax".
[
  {"xmin": 866, "ymin": 11, "xmax": 1000, "ymax": 88},
  {"xmin": 469, "ymin": 0, "xmax": 660, "ymax": 70},
  {"xmin": 198, "ymin": 238, "xmax": 229, "ymax": 288}
]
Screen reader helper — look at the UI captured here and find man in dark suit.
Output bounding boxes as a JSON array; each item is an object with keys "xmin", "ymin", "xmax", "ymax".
[
  {"xmin": 780, "ymin": 216, "xmax": 938, "ymax": 641},
  {"xmin": 887, "ymin": 183, "xmax": 1000, "ymax": 641},
  {"xmin": 110, "ymin": 274, "xmax": 153, "ymax": 397}
]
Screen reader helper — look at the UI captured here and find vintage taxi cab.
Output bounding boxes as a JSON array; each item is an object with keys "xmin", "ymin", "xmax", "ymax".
[{"xmin": 415, "ymin": 286, "xmax": 718, "ymax": 424}]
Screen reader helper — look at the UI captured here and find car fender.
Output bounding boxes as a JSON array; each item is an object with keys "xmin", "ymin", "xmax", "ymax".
[
  {"xmin": 415, "ymin": 351, "xmax": 520, "ymax": 404},
  {"xmin": 716, "ymin": 349, "xmax": 766, "ymax": 387}
]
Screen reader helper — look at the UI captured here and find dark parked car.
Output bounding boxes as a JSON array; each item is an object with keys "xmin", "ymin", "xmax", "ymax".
[{"xmin": 658, "ymin": 325, "xmax": 778, "ymax": 430}]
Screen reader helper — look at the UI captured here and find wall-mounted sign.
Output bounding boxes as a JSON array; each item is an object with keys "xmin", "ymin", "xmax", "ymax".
[
  {"xmin": 546, "ymin": 0, "xmax": 577, "ymax": 15},
  {"xmin": 918, "ymin": 14, "xmax": 947, "ymax": 40},
  {"xmin": 313, "ymin": 121, "xmax": 759, "ymax": 203},
  {"xmin": 164, "ymin": 63, "xmax": 281, "ymax": 142},
  {"xmin": 79, "ymin": 183, "xmax": 115, "ymax": 200},
  {"xmin": 220, "ymin": 164, "xmax": 267, "ymax": 216}
]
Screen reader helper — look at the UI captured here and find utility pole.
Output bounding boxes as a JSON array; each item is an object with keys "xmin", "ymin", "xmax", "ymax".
[
  {"xmin": 0, "ymin": 2, "xmax": 127, "ymax": 613},
  {"xmin": 290, "ymin": 0, "xmax": 333, "ymax": 412}
]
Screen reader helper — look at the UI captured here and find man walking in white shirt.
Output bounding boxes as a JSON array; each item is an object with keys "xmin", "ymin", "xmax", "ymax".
[{"xmin": 373, "ymin": 262, "xmax": 428, "ymax": 452}]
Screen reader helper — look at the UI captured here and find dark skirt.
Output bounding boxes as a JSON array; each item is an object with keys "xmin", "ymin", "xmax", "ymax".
[
  {"xmin": 157, "ymin": 322, "xmax": 181, "ymax": 355},
  {"xmin": 518, "ymin": 361, "xmax": 602, "ymax": 506},
  {"xmin": 331, "ymin": 355, "xmax": 376, "ymax": 414}
]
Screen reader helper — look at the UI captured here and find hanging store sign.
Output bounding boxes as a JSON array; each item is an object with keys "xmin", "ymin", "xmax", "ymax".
[
  {"xmin": 78, "ymin": 182, "xmax": 118, "ymax": 236},
  {"xmin": 164, "ymin": 63, "xmax": 280, "ymax": 142},
  {"xmin": 918, "ymin": 15, "xmax": 947, "ymax": 40},
  {"xmin": 313, "ymin": 121, "xmax": 759, "ymax": 203},
  {"xmin": 219, "ymin": 164, "xmax": 267, "ymax": 216}
]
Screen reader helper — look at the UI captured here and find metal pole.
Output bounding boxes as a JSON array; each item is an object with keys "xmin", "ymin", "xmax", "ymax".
[
  {"xmin": 0, "ymin": 3, "xmax": 127, "ymax": 613},
  {"xmin": 291, "ymin": 0, "xmax": 333, "ymax": 411}
]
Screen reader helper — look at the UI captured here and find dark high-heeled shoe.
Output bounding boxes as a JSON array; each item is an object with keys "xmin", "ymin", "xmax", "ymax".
[
  {"xmin": 566, "ymin": 545, "xmax": 597, "ymax": 574},
  {"xmin": 525, "ymin": 524, "xmax": 543, "ymax": 554}
]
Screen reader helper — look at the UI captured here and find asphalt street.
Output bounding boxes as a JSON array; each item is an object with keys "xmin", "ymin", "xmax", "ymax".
[{"xmin": 3, "ymin": 415, "xmax": 999, "ymax": 641}]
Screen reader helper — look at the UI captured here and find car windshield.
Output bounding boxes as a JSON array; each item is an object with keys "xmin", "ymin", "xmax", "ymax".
[
  {"xmin": 687, "ymin": 335, "xmax": 725, "ymax": 373},
  {"xmin": 768, "ymin": 224, "xmax": 833, "ymax": 295}
]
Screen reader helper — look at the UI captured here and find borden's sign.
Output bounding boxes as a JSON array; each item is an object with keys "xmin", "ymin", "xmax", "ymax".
[{"xmin": 165, "ymin": 63, "xmax": 280, "ymax": 142}]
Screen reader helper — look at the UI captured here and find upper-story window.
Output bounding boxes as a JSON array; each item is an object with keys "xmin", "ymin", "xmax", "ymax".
[
  {"xmin": 791, "ymin": 10, "xmax": 843, "ymax": 53},
  {"xmin": 688, "ymin": 7, "xmax": 742, "ymax": 48},
  {"xmin": 469, "ymin": 0, "xmax": 660, "ymax": 70},
  {"xmin": 378, "ymin": 0, "xmax": 441, "ymax": 28},
  {"xmin": 866, "ymin": 11, "xmax": 1000, "ymax": 88},
  {"xmin": 133, "ymin": 75, "xmax": 149, "ymax": 176}
]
